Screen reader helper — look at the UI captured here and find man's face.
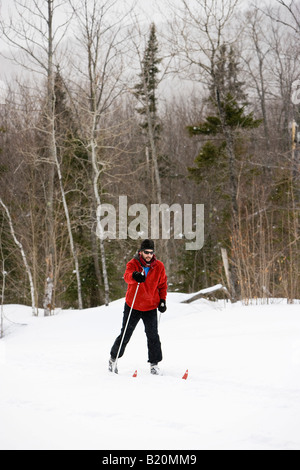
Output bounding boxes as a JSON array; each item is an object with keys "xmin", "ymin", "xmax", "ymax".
[{"xmin": 142, "ymin": 250, "xmax": 154, "ymax": 263}]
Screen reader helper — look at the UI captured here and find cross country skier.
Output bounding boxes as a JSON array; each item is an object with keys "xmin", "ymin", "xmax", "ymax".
[{"xmin": 109, "ymin": 239, "xmax": 168, "ymax": 375}]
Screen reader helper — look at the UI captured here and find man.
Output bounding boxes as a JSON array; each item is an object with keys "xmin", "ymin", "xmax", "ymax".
[{"xmin": 109, "ymin": 239, "xmax": 168, "ymax": 375}]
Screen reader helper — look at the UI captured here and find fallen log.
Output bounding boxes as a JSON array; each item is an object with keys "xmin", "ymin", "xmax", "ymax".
[{"xmin": 181, "ymin": 284, "xmax": 230, "ymax": 304}]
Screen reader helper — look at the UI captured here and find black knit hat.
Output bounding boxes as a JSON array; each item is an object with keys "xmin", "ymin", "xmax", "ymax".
[{"xmin": 140, "ymin": 239, "xmax": 155, "ymax": 252}]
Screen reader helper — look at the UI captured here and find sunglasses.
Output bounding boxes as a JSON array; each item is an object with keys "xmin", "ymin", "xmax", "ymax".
[{"xmin": 143, "ymin": 250, "xmax": 154, "ymax": 255}]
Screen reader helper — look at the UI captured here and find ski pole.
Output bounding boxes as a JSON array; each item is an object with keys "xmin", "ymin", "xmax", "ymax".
[{"xmin": 114, "ymin": 282, "xmax": 141, "ymax": 373}]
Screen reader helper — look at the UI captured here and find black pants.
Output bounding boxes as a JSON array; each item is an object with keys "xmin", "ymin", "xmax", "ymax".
[{"xmin": 110, "ymin": 303, "xmax": 163, "ymax": 364}]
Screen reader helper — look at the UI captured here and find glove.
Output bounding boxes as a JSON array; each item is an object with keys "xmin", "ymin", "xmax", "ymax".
[
  {"xmin": 132, "ymin": 271, "xmax": 146, "ymax": 283},
  {"xmin": 158, "ymin": 299, "xmax": 167, "ymax": 313}
]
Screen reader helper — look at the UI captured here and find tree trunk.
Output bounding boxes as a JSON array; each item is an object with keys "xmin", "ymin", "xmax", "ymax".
[
  {"xmin": 90, "ymin": 138, "xmax": 110, "ymax": 306},
  {"xmin": 43, "ymin": 0, "xmax": 56, "ymax": 316},
  {"xmin": 0, "ymin": 198, "xmax": 37, "ymax": 315},
  {"xmin": 54, "ymin": 153, "xmax": 83, "ymax": 309},
  {"xmin": 215, "ymin": 88, "xmax": 240, "ymax": 300}
]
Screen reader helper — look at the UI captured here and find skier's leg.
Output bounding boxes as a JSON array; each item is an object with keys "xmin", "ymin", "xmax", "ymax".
[
  {"xmin": 142, "ymin": 309, "xmax": 163, "ymax": 365},
  {"xmin": 110, "ymin": 303, "xmax": 140, "ymax": 360}
]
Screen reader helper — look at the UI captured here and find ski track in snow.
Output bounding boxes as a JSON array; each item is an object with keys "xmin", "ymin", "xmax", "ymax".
[{"xmin": 0, "ymin": 295, "xmax": 300, "ymax": 450}]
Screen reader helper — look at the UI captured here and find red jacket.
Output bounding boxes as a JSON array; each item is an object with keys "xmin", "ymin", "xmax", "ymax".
[{"xmin": 124, "ymin": 255, "xmax": 168, "ymax": 312}]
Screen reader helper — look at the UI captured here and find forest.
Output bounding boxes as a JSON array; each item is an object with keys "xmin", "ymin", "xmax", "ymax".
[{"xmin": 0, "ymin": 0, "xmax": 299, "ymax": 316}]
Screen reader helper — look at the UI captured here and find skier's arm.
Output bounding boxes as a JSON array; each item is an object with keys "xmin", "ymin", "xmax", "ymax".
[{"xmin": 124, "ymin": 260, "xmax": 140, "ymax": 285}]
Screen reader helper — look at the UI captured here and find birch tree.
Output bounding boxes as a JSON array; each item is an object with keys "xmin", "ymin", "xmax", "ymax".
[
  {"xmin": 0, "ymin": 0, "xmax": 84, "ymax": 313},
  {"xmin": 68, "ymin": 0, "xmax": 133, "ymax": 306},
  {"xmin": 0, "ymin": 198, "xmax": 37, "ymax": 315}
]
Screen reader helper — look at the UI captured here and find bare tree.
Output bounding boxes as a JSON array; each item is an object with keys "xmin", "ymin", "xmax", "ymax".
[
  {"xmin": 242, "ymin": 6, "xmax": 272, "ymax": 148},
  {"xmin": 267, "ymin": 11, "xmax": 300, "ymax": 151},
  {"xmin": 0, "ymin": 0, "xmax": 84, "ymax": 313},
  {"xmin": 168, "ymin": 0, "xmax": 243, "ymax": 299},
  {"xmin": 265, "ymin": 0, "xmax": 300, "ymax": 34},
  {"xmin": 68, "ymin": 0, "xmax": 133, "ymax": 306},
  {"xmin": 0, "ymin": 223, "xmax": 7, "ymax": 338},
  {"xmin": 0, "ymin": 197, "xmax": 36, "ymax": 315},
  {"xmin": 54, "ymin": 144, "xmax": 83, "ymax": 309},
  {"xmin": 168, "ymin": 1, "xmax": 242, "ymax": 215}
]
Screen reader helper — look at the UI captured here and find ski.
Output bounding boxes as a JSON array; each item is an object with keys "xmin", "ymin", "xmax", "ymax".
[
  {"xmin": 108, "ymin": 369, "xmax": 188, "ymax": 379},
  {"xmin": 132, "ymin": 369, "xmax": 188, "ymax": 379},
  {"xmin": 108, "ymin": 361, "xmax": 189, "ymax": 379}
]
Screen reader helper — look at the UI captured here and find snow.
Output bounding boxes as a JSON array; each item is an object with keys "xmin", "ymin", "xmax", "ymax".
[{"xmin": 1, "ymin": 295, "xmax": 300, "ymax": 450}]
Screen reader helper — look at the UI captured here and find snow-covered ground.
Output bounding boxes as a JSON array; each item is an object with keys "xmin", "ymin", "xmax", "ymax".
[{"xmin": 1, "ymin": 294, "xmax": 300, "ymax": 450}]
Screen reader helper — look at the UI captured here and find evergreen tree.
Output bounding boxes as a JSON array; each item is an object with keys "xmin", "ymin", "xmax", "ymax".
[
  {"xmin": 134, "ymin": 23, "xmax": 161, "ymax": 139},
  {"xmin": 188, "ymin": 45, "xmax": 261, "ymax": 189},
  {"xmin": 134, "ymin": 23, "xmax": 167, "ymax": 204},
  {"xmin": 187, "ymin": 45, "xmax": 262, "ymax": 300}
]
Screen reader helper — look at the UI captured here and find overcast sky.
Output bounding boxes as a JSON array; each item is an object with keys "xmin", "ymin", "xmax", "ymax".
[
  {"xmin": 0, "ymin": 0, "xmax": 172, "ymax": 23},
  {"xmin": 0, "ymin": 0, "xmax": 172, "ymax": 82},
  {"xmin": 0, "ymin": 0, "xmax": 258, "ymax": 94}
]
